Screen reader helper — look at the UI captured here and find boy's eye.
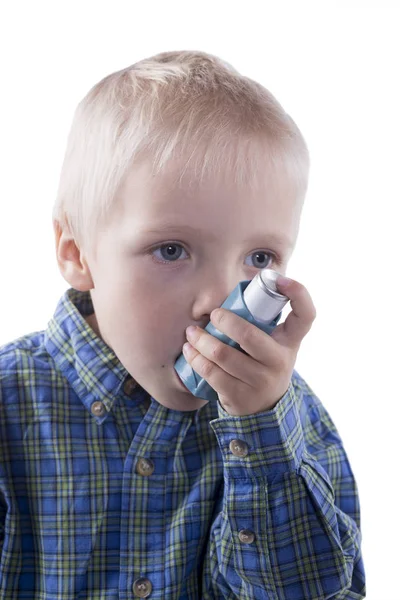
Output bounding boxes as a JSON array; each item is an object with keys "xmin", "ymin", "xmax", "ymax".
[
  {"xmin": 149, "ymin": 242, "xmax": 278, "ymax": 268},
  {"xmin": 245, "ymin": 251, "xmax": 274, "ymax": 269},
  {"xmin": 152, "ymin": 243, "xmax": 188, "ymax": 263}
]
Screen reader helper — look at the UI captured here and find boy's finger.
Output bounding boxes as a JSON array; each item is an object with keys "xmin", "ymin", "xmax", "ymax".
[{"xmin": 273, "ymin": 278, "xmax": 317, "ymax": 347}]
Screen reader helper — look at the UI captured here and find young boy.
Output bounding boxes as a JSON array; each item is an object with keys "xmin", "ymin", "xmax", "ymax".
[{"xmin": 0, "ymin": 50, "xmax": 366, "ymax": 599}]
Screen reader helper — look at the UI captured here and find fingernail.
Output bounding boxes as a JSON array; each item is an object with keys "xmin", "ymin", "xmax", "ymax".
[
  {"xmin": 277, "ymin": 275, "xmax": 292, "ymax": 287},
  {"xmin": 186, "ymin": 325, "xmax": 197, "ymax": 338}
]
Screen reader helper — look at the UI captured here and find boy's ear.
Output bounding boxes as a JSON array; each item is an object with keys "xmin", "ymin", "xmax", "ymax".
[{"xmin": 53, "ymin": 220, "xmax": 95, "ymax": 291}]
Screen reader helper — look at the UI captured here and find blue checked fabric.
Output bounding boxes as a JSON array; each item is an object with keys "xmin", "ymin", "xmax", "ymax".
[{"xmin": 0, "ymin": 287, "xmax": 366, "ymax": 599}]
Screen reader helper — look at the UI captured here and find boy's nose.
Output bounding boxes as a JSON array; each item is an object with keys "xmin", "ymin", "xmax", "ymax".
[{"xmin": 190, "ymin": 277, "xmax": 249, "ymax": 327}]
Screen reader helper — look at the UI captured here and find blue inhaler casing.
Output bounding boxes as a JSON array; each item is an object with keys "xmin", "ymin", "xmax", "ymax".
[{"xmin": 174, "ymin": 268, "xmax": 290, "ymax": 402}]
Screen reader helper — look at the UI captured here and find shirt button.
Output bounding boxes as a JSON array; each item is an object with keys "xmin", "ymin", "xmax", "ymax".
[
  {"xmin": 229, "ymin": 439, "xmax": 249, "ymax": 457},
  {"xmin": 91, "ymin": 401, "xmax": 105, "ymax": 416},
  {"xmin": 238, "ymin": 529, "xmax": 256, "ymax": 544},
  {"xmin": 123, "ymin": 377, "xmax": 138, "ymax": 395},
  {"xmin": 136, "ymin": 458, "xmax": 155, "ymax": 476},
  {"xmin": 132, "ymin": 577, "xmax": 152, "ymax": 597}
]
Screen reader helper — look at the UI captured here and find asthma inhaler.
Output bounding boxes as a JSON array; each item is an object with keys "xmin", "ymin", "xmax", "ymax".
[{"xmin": 174, "ymin": 268, "xmax": 290, "ymax": 402}]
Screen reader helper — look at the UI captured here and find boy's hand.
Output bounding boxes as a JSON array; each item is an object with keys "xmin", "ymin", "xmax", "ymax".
[{"xmin": 182, "ymin": 277, "xmax": 317, "ymax": 416}]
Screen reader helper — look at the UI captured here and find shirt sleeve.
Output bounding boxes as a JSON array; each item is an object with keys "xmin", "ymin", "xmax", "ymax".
[{"xmin": 202, "ymin": 371, "xmax": 366, "ymax": 600}]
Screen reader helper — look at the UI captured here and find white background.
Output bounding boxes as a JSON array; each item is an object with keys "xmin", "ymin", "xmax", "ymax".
[{"xmin": 0, "ymin": 2, "xmax": 398, "ymax": 597}]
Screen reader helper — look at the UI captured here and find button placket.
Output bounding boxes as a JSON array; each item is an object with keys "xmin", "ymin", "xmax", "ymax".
[{"xmin": 228, "ymin": 438, "xmax": 255, "ymax": 545}]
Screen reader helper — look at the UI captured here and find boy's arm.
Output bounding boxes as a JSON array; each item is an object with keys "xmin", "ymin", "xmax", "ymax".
[{"xmin": 202, "ymin": 371, "xmax": 366, "ymax": 600}]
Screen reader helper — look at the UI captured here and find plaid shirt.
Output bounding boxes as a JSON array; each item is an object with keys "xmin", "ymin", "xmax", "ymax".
[{"xmin": 0, "ymin": 287, "xmax": 366, "ymax": 599}]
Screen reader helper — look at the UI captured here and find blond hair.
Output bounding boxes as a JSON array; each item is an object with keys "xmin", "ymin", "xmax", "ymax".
[{"xmin": 52, "ymin": 50, "xmax": 310, "ymax": 254}]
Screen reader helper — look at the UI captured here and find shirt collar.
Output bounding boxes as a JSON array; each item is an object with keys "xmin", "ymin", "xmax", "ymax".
[{"xmin": 44, "ymin": 287, "xmax": 140, "ymax": 419}]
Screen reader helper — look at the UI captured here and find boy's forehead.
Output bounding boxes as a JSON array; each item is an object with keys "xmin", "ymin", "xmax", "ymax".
[
  {"xmin": 120, "ymin": 158, "xmax": 224, "ymax": 200},
  {"xmin": 111, "ymin": 158, "xmax": 300, "ymax": 254},
  {"xmin": 117, "ymin": 156, "xmax": 296, "ymax": 215}
]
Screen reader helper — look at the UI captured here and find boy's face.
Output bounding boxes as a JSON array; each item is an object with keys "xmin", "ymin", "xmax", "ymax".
[{"xmin": 60, "ymin": 159, "xmax": 303, "ymax": 412}]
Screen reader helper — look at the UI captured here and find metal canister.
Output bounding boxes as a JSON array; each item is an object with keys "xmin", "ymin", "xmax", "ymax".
[{"xmin": 243, "ymin": 268, "xmax": 289, "ymax": 325}]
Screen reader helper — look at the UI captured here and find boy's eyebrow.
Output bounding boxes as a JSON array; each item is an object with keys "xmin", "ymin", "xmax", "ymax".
[{"xmin": 140, "ymin": 223, "xmax": 294, "ymax": 250}]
